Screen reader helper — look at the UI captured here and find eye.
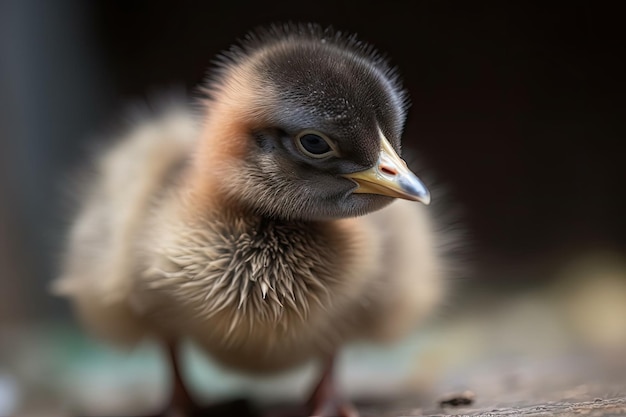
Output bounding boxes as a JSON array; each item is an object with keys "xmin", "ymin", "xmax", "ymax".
[{"xmin": 295, "ymin": 130, "xmax": 337, "ymax": 159}]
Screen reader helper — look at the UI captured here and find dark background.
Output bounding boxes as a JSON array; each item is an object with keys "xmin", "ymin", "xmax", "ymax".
[{"xmin": 1, "ymin": 1, "xmax": 625, "ymax": 323}]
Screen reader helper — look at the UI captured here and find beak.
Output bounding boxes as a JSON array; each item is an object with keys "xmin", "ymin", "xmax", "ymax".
[{"xmin": 342, "ymin": 132, "xmax": 431, "ymax": 205}]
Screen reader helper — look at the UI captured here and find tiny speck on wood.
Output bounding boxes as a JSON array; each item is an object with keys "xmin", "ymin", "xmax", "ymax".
[{"xmin": 439, "ymin": 390, "xmax": 476, "ymax": 408}]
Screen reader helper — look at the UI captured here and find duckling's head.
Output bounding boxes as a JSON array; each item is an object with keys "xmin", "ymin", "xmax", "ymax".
[{"xmin": 197, "ymin": 23, "xmax": 430, "ymax": 221}]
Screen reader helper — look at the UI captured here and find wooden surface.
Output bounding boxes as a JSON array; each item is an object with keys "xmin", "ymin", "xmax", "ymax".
[
  {"xmin": 355, "ymin": 351, "xmax": 626, "ymax": 417},
  {"xmin": 359, "ymin": 398, "xmax": 626, "ymax": 417}
]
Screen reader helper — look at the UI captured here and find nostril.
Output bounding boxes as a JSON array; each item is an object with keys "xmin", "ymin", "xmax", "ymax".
[{"xmin": 380, "ymin": 165, "xmax": 397, "ymax": 176}]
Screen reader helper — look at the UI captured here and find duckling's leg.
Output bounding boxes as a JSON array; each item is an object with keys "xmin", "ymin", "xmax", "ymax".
[
  {"xmin": 145, "ymin": 341, "xmax": 197, "ymax": 417},
  {"xmin": 165, "ymin": 341, "xmax": 196, "ymax": 415},
  {"xmin": 306, "ymin": 356, "xmax": 359, "ymax": 417},
  {"xmin": 151, "ymin": 342, "xmax": 255, "ymax": 417}
]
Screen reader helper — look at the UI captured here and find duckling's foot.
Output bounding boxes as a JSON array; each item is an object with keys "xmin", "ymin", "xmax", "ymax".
[
  {"xmin": 306, "ymin": 357, "xmax": 360, "ymax": 417},
  {"xmin": 144, "ymin": 398, "xmax": 255, "ymax": 417},
  {"xmin": 309, "ymin": 400, "xmax": 359, "ymax": 417},
  {"xmin": 145, "ymin": 405, "xmax": 193, "ymax": 417}
]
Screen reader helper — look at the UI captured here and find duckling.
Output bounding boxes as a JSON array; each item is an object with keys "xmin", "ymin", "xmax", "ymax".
[{"xmin": 54, "ymin": 23, "xmax": 447, "ymax": 417}]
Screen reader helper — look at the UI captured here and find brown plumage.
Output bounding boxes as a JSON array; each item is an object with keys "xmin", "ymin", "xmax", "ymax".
[{"xmin": 54, "ymin": 23, "xmax": 450, "ymax": 416}]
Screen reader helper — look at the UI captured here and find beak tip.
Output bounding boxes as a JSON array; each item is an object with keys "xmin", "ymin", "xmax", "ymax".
[
  {"xmin": 409, "ymin": 190, "xmax": 430, "ymax": 205},
  {"xmin": 399, "ymin": 177, "xmax": 431, "ymax": 205}
]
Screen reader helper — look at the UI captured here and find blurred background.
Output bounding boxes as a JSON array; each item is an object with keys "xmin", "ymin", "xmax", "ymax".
[{"xmin": 1, "ymin": 1, "xmax": 625, "ymax": 416}]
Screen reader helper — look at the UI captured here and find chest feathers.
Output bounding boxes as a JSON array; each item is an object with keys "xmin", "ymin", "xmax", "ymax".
[{"xmin": 140, "ymin": 211, "xmax": 363, "ymax": 345}]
